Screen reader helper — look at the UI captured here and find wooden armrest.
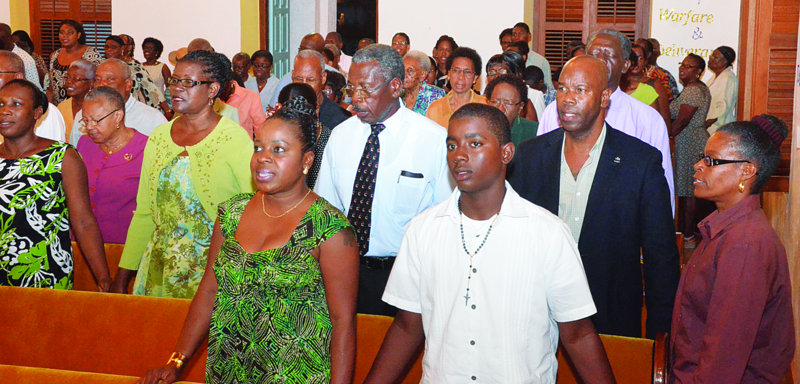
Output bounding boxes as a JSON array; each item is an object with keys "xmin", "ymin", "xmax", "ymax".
[{"xmin": 653, "ymin": 332, "xmax": 669, "ymax": 384}]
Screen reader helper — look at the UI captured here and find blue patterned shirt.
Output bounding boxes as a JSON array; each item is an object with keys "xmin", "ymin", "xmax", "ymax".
[{"xmin": 405, "ymin": 83, "xmax": 446, "ymax": 115}]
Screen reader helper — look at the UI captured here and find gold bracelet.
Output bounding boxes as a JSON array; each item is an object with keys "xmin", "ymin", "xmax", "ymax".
[{"xmin": 166, "ymin": 351, "xmax": 187, "ymax": 369}]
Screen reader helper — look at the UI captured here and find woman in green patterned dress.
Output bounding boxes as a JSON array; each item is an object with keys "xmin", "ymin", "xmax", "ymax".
[
  {"xmin": 0, "ymin": 79, "xmax": 110, "ymax": 290},
  {"xmin": 138, "ymin": 97, "xmax": 359, "ymax": 384},
  {"xmin": 111, "ymin": 51, "xmax": 254, "ymax": 297}
]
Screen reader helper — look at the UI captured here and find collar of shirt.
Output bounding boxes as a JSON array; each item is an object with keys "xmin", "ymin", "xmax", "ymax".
[
  {"xmin": 434, "ymin": 181, "xmax": 530, "ymax": 221},
  {"xmin": 698, "ymin": 194, "xmax": 761, "ymax": 241},
  {"xmin": 560, "ymin": 123, "xmax": 608, "ymax": 171}
]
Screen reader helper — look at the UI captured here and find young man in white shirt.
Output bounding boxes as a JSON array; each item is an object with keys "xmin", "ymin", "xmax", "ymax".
[{"xmin": 365, "ymin": 103, "xmax": 615, "ymax": 383}]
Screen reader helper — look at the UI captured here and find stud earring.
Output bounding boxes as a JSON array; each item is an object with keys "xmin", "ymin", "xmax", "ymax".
[
  {"xmin": 738, "ymin": 180, "xmax": 745, "ymax": 193},
  {"xmin": 303, "ymin": 168, "xmax": 308, "ymax": 175}
]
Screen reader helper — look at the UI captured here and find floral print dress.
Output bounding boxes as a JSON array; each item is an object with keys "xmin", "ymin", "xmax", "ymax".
[
  {"xmin": 0, "ymin": 143, "xmax": 72, "ymax": 289},
  {"xmin": 132, "ymin": 155, "xmax": 213, "ymax": 298},
  {"xmin": 48, "ymin": 47, "xmax": 102, "ymax": 105}
]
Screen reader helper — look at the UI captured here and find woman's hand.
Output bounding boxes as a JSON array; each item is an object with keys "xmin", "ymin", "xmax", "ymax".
[{"xmin": 136, "ymin": 364, "xmax": 180, "ymax": 384}]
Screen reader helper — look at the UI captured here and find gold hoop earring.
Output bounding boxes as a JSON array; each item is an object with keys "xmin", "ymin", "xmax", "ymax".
[{"xmin": 738, "ymin": 181, "xmax": 745, "ymax": 193}]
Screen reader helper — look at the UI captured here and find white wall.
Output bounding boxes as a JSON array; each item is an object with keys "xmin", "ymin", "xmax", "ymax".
[
  {"xmin": 0, "ymin": 3, "xmax": 9, "ymax": 25},
  {"xmin": 378, "ymin": 0, "xmax": 524, "ymax": 90},
  {"xmin": 111, "ymin": 0, "xmax": 242, "ymax": 67},
  {"xmin": 288, "ymin": 0, "xmax": 336, "ymax": 66}
]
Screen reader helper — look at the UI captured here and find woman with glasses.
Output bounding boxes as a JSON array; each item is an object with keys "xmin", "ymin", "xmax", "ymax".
[
  {"xmin": 75, "ymin": 87, "xmax": 146, "ymax": 244},
  {"xmin": 111, "ymin": 50, "xmax": 254, "ymax": 296},
  {"xmin": 391, "ymin": 32, "xmax": 410, "ymax": 57},
  {"xmin": 401, "ymin": 50, "xmax": 445, "ymax": 115},
  {"xmin": 484, "ymin": 74, "xmax": 537, "ymax": 147},
  {"xmin": 670, "ymin": 116, "xmax": 794, "ymax": 383},
  {"xmin": 670, "ymin": 54, "xmax": 711, "ymax": 247},
  {"xmin": 244, "ymin": 50, "xmax": 281, "ymax": 111},
  {"xmin": 56, "ymin": 59, "xmax": 96, "ymax": 138},
  {"xmin": 0, "ymin": 79, "xmax": 110, "ymax": 290},
  {"xmin": 46, "ymin": 20, "xmax": 102, "ymax": 105},
  {"xmin": 137, "ymin": 97, "xmax": 358, "ymax": 384},
  {"xmin": 425, "ymin": 47, "xmax": 486, "ymax": 127}
]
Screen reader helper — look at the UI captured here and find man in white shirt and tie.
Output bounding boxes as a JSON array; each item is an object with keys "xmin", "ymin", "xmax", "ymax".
[{"xmin": 314, "ymin": 44, "xmax": 452, "ymax": 315}]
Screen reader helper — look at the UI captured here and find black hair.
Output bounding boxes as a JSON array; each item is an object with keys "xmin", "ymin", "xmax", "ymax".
[
  {"xmin": 322, "ymin": 48, "xmax": 335, "ymax": 63},
  {"xmin": 566, "ymin": 40, "xmax": 585, "ymax": 59},
  {"xmin": 59, "ymin": 20, "xmax": 86, "ymax": 45},
  {"xmin": 446, "ymin": 47, "xmax": 482, "ymax": 77},
  {"xmin": 178, "ymin": 50, "xmax": 232, "ymax": 99},
  {"xmin": 502, "ymin": 50, "xmax": 524, "ymax": 77},
  {"xmin": 278, "ymin": 82, "xmax": 317, "ymax": 107},
  {"xmin": 393, "ymin": 32, "xmax": 410, "ymax": 45},
  {"xmin": 513, "ymin": 22, "xmax": 531, "ymax": 34},
  {"xmin": 718, "ymin": 115, "xmax": 788, "ymax": 194},
  {"xmin": 230, "ymin": 72, "xmax": 244, "ymax": 87},
  {"xmin": 271, "ymin": 91, "xmax": 318, "ymax": 153},
  {"xmin": 142, "ymin": 37, "xmax": 164, "ymax": 58},
  {"xmin": 509, "ymin": 41, "xmax": 529, "ymax": 57},
  {"xmin": 324, "ymin": 70, "xmax": 346, "ymax": 100},
  {"xmin": 435, "ymin": 35, "xmax": 458, "ymax": 51},
  {"xmin": 486, "ymin": 54, "xmax": 503, "ymax": 72},
  {"xmin": 499, "ymin": 28, "xmax": 513, "ymax": 41},
  {"xmin": 11, "ymin": 30, "xmax": 34, "ymax": 52},
  {"xmin": 428, "ymin": 56, "xmax": 437, "ymax": 72},
  {"xmin": 105, "ymin": 35, "xmax": 124, "ymax": 46},
  {"xmin": 629, "ymin": 50, "xmax": 639, "ymax": 64},
  {"xmin": 635, "ymin": 39, "xmax": 653, "ymax": 59},
  {"xmin": 4, "ymin": 79, "xmax": 48, "ymax": 114},
  {"xmin": 686, "ymin": 53, "xmax": 706, "ymax": 73},
  {"xmin": 523, "ymin": 65, "xmax": 544, "ymax": 85},
  {"xmin": 716, "ymin": 46, "xmax": 736, "ymax": 67},
  {"xmin": 450, "ymin": 102, "xmax": 511, "ymax": 145},
  {"xmin": 251, "ymin": 50, "xmax": 274, "ymax": 64},
  {"xmin": 484, "ymin": 74, "xmax": 529, "ymax": 105}
]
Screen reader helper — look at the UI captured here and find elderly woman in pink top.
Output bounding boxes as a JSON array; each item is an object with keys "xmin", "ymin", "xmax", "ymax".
[{"xmin": 76, "ymin": 87, "xmax": 147, "ymax": 243}]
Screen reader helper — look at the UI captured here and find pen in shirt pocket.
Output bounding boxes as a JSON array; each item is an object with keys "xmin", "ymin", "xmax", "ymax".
[{"xmin": 398, "ymin": 170, "xmax": 424, "ymax": 182}]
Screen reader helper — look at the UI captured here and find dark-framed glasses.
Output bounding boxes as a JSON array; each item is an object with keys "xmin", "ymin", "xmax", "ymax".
[
  {"xmin": 167, "ymin": 77, "xmax": 213, "ymax": 88},
  {"xmin": 344, "ymin": 78, "xmax": 392, "ymax": 98},
  {"xmin": 79, "ymin": 109, "xmax": 121, "ymax": 127},
  {"xmin": 698, "ymin": 154, "xmax": 750, "ymax": 167}
]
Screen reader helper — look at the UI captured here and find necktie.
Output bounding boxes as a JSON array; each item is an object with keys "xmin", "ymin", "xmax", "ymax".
[{"xmin": 348, "ymin": 123, "xmax": 386, "ymax": 256}]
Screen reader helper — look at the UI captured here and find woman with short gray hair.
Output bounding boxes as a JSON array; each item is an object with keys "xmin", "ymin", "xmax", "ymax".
[{"xmin": 401, "ymin": 50, "xmax": 445, "ymax": 115}]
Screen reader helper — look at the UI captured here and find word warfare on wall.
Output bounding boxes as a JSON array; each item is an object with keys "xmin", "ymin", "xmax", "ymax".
[{"xmin": 656, "ymin": 7, "xmax": 717, "ymax": 59}]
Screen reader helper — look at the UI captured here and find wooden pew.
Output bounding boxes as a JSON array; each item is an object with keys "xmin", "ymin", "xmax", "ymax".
[
  {"xmin": 557, "ymin": 333, "xmax": 669, "ymax": 384},
  {"xmin": 71, "ymin": 242, "xmax": 128, "ymax": 292}
]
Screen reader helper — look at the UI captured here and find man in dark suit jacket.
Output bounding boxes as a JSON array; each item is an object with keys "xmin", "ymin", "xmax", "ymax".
[{"xmin": 510, "ymin": 56, "xmax": 679, "ymax": 338}]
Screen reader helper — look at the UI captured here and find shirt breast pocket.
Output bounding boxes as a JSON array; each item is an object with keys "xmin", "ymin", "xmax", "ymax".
[{"xmin": 393, "ymin": 171, "xmax": 429, "ymax": 224}]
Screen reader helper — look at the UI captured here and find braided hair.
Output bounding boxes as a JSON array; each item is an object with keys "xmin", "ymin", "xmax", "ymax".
[
  {"xmin": 270, "ymin": 95, "xmax": 318, "ymax": 153},
  {"xmin": 178, "ymin": 50, "xmax": 231, "ymax": 99}
]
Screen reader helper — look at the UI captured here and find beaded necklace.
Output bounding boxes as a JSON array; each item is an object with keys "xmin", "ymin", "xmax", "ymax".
[{"xmin": 458, "ymin": 198, "xmax": 499, "ymax": 306}]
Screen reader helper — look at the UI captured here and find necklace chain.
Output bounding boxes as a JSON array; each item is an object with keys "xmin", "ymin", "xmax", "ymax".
[
  {"xmin": 261, "ymin": 189, "xmax": 312, "ymax": 218},
  {"xmin": 458, "ymin": 198, "xmax": 498, "ymax": 306}
]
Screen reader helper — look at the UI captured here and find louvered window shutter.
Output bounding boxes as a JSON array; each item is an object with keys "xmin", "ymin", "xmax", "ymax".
[{"xmin": 31, "ymin": 0, "xmax": 112, "ymax": 62}]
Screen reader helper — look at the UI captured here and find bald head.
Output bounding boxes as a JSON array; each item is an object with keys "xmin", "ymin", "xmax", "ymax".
[
  {"xmin": 95, "ymin": 59, "xmax": 133, "ymax": 100},
  {"xmin": 187, "ymin": 38, "xmax": 214, "ymax": 53},
  {"xmin": 557, "ymin": 56, "xmax": 611, "ymax": 137},
  {"xmin": 300, "ymin": 33, "xmax": 325, "ymax": 53}
]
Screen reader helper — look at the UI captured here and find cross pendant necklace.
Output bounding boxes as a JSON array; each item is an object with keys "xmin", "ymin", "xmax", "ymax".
[{"xmin": 458, "ymin": 198, "xmax": 498, "ymax": 307}]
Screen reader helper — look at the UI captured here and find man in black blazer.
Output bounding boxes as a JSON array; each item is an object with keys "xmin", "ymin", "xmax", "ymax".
[{"xmin": 510, "ymin": 56, "xmax": 679, "ymax": 338}]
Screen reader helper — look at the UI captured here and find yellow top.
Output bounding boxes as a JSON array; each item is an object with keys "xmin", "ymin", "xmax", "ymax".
[{"xmin": 425, "ymin": 90, "xmax": 487, "ymax": 127}]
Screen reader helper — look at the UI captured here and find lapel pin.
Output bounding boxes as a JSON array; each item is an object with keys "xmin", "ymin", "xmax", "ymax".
[{"xmin": 613, "ymin": 156, "xmax": 621, "ymax": 164}]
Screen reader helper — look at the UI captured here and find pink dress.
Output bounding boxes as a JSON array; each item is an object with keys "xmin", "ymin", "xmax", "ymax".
[{"xmin": 76, "ymin": 131, "xmax": 148, "ymax": 243}]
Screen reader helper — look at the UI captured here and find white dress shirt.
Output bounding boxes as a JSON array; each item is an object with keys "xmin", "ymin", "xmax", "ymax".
[
  {"xmin": 383, "ymin": 184, "xmax": 597, "ymax": 383},
  {"xmin": 706, "ymin": 67, "xmax": 738, "ymax": 135},
  {"xmin": 314, "ymin": 104, "xmax": 452, "ymax": 257},
  {"xmin": 70, "ymin": 95, "xmax": 168, "ymax": 145},
  {"xmin": 527, "ymin": 88, "xmax": 546, "ymax": 121},
  {"xmin": 12, "ymin": 45, "xmax": 41, "ymax": 91},
  {"xmin": 34, "ymin": 103, "xmax": 66, "ymax": 142},
  {"xmin": 244, "ymin": 75, "xmax": 281, "ymax": 111},
  {"xmin": 338, "ymin": 53, "xmax": 352, "ymax": 74},
  {"xmin": 538, "ymin": 87, "xmax": 676, "ymax": 214}
]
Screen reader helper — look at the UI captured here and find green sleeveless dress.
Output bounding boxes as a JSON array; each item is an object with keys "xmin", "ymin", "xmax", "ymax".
[{"xmin": 206, "ymin": 193, "xmax": 351, "ymax": 383}]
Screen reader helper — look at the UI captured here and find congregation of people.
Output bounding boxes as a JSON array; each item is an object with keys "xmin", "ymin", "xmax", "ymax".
[{"xmin": 0, "ymin": 17, "xmax": 794, "ymax": 384}]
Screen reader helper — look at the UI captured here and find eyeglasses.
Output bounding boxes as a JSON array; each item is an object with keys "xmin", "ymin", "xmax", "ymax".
[
  {"xmin": 489, "ymin": 99, "xmax": 523, "ymax": 108},
  {"xmin": 167, "ymin": 77, "xmax": 213, "ymax": 88},
  {"xmin": 679, "ymin": 62, "xmax": 701, "ymax": 69},
  {"xmin": 486, "ymin": 68, "xmax": 508, "ymax": 77},
  {"xmin": 344, "ymin": 78, "xmax": 392, "ymax": 98},
  {"xmin": 405, "ymin": 68, "xmax": 418, "ymax": 77},
  {"xmin": 66, "ymin": 76, "xmax": 90, "ymax": 83},
  {"xmin": 697, "ymin": 154, "xmax": 750, "ymax": 167},
  {"xmin": 252, "ymin": 63, "xmax": 272, "ymax": 69},
  {"xmin": 79, "ymin": 109, "xmax": 120, "ymax": 127},
  {"xmin": 449, "ymin": 67, "xmax": 475, "ymax": 77},
  {"xmin": 392, "ymin": 41, "xmax": 409, "ymax": 47}
]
